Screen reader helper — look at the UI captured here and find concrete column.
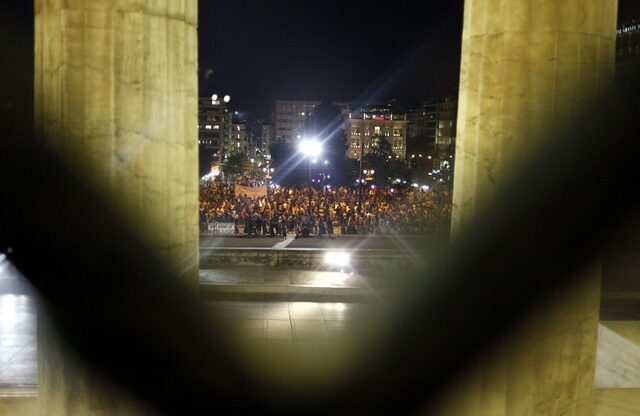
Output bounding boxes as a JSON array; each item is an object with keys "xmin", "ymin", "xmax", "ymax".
[
  {"xmin": 428, "ymin": 265, "xmax": 601, "ymax": 416},
  {"xmin": 452, "ymin": 0, "xmax": 617, "ymax": 233},
  {"xmin": 35, "ymin": 0, "xmax": 199, "ymax": 282},
  {"xmin": 34, "ymin": 1, "xmax": 198, "ymax": 414},
  {"xmin": 444, "ymin": 1, "xmax": 617, "ymax": 415}
]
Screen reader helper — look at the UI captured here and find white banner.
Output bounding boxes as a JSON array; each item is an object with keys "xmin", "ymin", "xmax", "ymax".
[
  {"xmin": 207, "ymin": 222, "xmax": 235, "ymax": 235},
  {"xmin": 235, "ymin": 184, "xmax": 267, "ymax": 198}
]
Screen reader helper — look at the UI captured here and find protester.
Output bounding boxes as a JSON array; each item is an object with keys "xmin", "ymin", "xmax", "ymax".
[{"xmin": 199, "ymin": 183, "xmax": 452, "ymax": 237}]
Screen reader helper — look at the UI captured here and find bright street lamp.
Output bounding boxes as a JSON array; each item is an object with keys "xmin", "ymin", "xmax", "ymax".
[
  {"xmin": 299, "ymin": 139, "xmax": 323, "ymax": 214},
  {"xmin": 298, "ymin": 139, "xmax": 323, "ymax": 158}
]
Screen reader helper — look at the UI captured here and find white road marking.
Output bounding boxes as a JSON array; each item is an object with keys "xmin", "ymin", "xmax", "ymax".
[{"xmin": 271, "ymin": 236, "xmax": 296, "ymax": 249}]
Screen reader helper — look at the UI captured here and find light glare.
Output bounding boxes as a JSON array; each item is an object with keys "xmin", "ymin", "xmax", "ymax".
[
  {"xmin": 324, "ymin": 251, "xmax": 350, "ymax": 267},
  {"xmin": 299, "ymin": 139, "xmax": 323, "ymax": 157}
]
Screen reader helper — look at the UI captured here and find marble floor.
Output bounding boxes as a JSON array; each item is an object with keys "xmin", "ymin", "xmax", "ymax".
[
  {"xmin": 0, "ymin": 256, "xmax": 37, "ymax": 389},
  {"xmin": 203, "ymin": 298, "xmax": 384, "ymax": 392},
  {"xmin": 0, "ymin": 253, "xmax": 384, "ymax": 389}
]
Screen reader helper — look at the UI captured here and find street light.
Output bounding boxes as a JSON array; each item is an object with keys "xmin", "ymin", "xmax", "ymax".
[
  {"xmin": 298, "ymin": 139, "xmax": 323, "ymax": 159},
  {"xmin": 299, "ymin": 138, "xmax": 323, "ymax": 215}
]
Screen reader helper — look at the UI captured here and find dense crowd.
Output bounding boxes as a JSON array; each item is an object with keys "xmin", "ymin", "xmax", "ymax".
[{"xmin": 199, "ymin": 183, "xmax": 452, "ymax": 237}]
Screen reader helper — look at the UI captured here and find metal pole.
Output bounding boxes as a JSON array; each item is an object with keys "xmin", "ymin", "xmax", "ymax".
[
  {"xmin": 308, "ymin": 157, "xmax": 312, "ymax": 214},
  {"xmin": 358, "ymin": 138, "xmax": 363, "ymax": 211}
]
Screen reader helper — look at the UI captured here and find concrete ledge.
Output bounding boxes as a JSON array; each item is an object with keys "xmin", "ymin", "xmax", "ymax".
[
  {"xmin": 199, "ymin": 248, "xmax": 426, "ymax": 271},
  {"xmin": 0, "ymin": 387, "xmax": 37, "ymax": 398}
]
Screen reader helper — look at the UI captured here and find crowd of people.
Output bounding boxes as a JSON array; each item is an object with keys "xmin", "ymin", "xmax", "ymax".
[{"xmin": 199, "ymin": 183, "xmax": 452, "ymax": 237}]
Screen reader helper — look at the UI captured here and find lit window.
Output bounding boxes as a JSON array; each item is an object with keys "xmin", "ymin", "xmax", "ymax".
[
  {"xmin": 205, "ymin": 125, "xmax": 212, "ymax": 129},
  {"xmin": 374, "ymin": 126, "xmax": 381, "ymax": 135}
]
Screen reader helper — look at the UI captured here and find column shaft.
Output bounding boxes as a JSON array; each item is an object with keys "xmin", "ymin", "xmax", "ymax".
[
  {"xmin": 445, "ymin": 1, "xmax": 617, "ymax": 415},
  {"xmin": 34, "ymin": 1, "xmax": 198, "ymax": 414}
]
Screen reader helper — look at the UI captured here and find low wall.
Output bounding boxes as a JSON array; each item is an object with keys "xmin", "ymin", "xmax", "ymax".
[{"xmin": 199, "ymin": 248, "xmax": 427, "ymax": 272}]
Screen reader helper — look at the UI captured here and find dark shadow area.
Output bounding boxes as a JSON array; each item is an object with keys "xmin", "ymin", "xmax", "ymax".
[
  {"xmin": 2, "ymin": 1, "xmax": 640, "ymax": 415},
  {"xmin": 1, "ymin": 55, "xmax": 639, "ymax": 415}
]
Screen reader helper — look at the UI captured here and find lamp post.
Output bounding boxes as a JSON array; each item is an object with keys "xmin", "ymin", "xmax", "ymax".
[
  {"xmin": 298, "ymin": 138, "xmax": 323, "ymax": 214},
  {"xmin": 358, "ymin": 138, "xmax": 365, "ymax": 211}
]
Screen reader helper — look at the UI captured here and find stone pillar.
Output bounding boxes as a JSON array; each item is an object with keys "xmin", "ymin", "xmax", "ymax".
[
  {"xmin": 452, "ymin": 0, "xmax": 617, "ymax": 234},
  {"xmin": 34, "ymin": 0, "xmax": 199, "ymax": 282},
  {"xmin": 442, "ymin": 1, "xmax": 618, "ymax": 415},
  {"xmin": 34, "ymin": 1, "xmax": 198, "ymax": 414},
  {"xmin": 427, "ymin": 265, "xmax": 602, "ymax": 416}
]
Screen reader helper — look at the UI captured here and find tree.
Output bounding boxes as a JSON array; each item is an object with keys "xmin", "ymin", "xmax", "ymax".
[
  {"xmin": 409, "ymin": 156, "xmax": 434, "ymax": 185},
  {"xmin": 268, "ymin": 141, "xmax": 306, "ymax": 186},
  {"xmin": 361, "ymin": 135, "xmax": 412, "ymax": 186},
  {"xmin": 221, "ymin": 153, "xmax": 251, "ymax": 179},
  {"xmin": 269, "ymin": 141, "xmax": 295, "ymax": 170}
]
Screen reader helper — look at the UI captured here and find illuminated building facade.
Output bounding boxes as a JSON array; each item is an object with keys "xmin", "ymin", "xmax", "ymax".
[
  {"xmin": 346, "ymin": 108, "xmax": 408, "ymax": 160},
  {"xmin": 617, "ymin": 19, "xmax": 640, "ymax": 59},
  {"xmin": 228, "ymin": 122, "xmax": 250, "ymax": 156},
  {"xmin": 431, "ymin": 97, "xmax": 457, "ymax": 168},
  {"xmin": 275, "ymin": 100, "xmax": 350, "ymax": 144},
  {"xmin": 274, "ymin": 99, "xmax": 321, "ymax": 143},
  {"xmin": 260, "ymin": 123, "xmax": 275, "ymax": 155},
  {"xmin": 407, "ymin": 97, "xmax": 457, "ymax": 168},
  {"xmin": 198, "ymin": 95, "xmax": 232, "ymax": 168}
]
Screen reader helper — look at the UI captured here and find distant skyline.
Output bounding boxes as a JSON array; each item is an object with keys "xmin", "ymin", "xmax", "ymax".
[{"xmin": 199, "ymin": 1, "xmax": 639, "ymax": 119}]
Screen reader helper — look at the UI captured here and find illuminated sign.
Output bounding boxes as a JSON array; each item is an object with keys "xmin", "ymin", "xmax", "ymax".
[
  {"xmin": 372, "ymin": 115, "xmax": 385, "ymax": 120},
  {"xmin": 617, "ymin": 24, "xmax": 639, "ymax": 34}
]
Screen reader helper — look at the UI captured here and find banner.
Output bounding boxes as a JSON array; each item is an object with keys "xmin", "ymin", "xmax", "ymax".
[
  {"xmin": 207, "ymin": 222, "xmax": 235, "ymax": 235},
  {"xmin": 235, "ymin": 184, "xmax": 267, "ymax": 198}
]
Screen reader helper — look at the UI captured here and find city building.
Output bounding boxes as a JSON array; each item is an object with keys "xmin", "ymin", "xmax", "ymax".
[
  {"xmin": 406, "ymin": 106, "xmax": 435, "ymax": 156},
  {"xmin": 229, "ymin": 122, "xmax": 250, "ymax": 156},
  {"xmin": 431, "ymin": 97, "xmax": 457, "ymax": 168},
  {"xmin": 198, "ymin": 94, "xmax": 232, "ymax": 172},
  {"xmin": 274, "ymin": 99, "xmax": 321, "ymax": 143},
  {"xmin": 617, "ymin": 18, "xmax": 640, "ymax": 59},
  {"xmin": 274, "ymin": 100, "xmax": 351, "ymax": 144},
  {"xmin": 407, "ymin": 97, "xmax": 457, "ymax": 168},
  {"xmin": 260, "ymin": 123, "xmax": 275, "ymax": 155},
  {"xmin": 346, "ymin": 107, "xmax": 408, "ymax": 160},
  {"xmin": 248, "ymin": 118, "xmax": 275, "ymax": 157}
]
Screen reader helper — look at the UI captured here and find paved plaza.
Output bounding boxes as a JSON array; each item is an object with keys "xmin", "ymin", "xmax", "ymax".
[
  {"xmin": 0, "ymin": 257, "xmax": 37, "ymax": 390},
  {"xmin": 0, "ymin": 256, "xmax": 391, "ymax": 391},
  {"xmin": 200, "ymin": 234, "xmax": 444, "ymax": 250}
]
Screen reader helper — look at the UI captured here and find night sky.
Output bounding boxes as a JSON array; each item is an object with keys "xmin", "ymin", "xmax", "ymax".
[
  {"xmin": 0, "ymin": 1, "xmax": 637, "ymax": 121},
  {"xmin": 199, "ymin": 1, "xmax": 640, "ymax": 119},
  {"xmin": 198, "ymin": 1, "xmax": 465, "ymax": 117}
]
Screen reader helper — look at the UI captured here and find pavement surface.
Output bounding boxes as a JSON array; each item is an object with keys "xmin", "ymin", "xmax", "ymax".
[
  {"xmin": 0, "ymin": 256, "xmax": 392, "ymax": 391},
  {"xmin": 3, "ymin": 235, "xmax": 638, "ymax": 392},
  {"xmin": 200, "ymin": 266, "xmax": 416, "ymax": 300},
  {"xmin": 0, "ymin": 257, "xmax": 37, "ymax": 390},
  {"xmin": 200, "ymin": 234, "xmax": 446, "ymax": 251}
]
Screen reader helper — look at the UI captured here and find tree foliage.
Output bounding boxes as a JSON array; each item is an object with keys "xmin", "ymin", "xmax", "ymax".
[
  {"xmin": 221, "ymin": 153, "xmax": 251, "ymax": 178},
  {"xmin": 360, "ymin": 135, "xmax": 412, "ymax": 186}
]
